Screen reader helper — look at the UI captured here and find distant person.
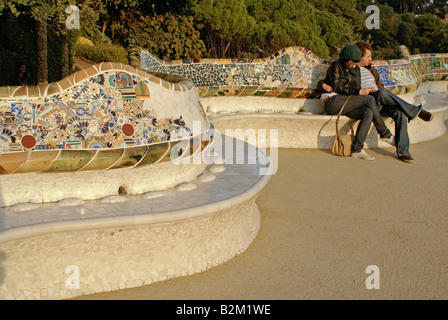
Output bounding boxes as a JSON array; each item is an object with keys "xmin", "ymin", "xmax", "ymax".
[{"xmin": 9, "ymin": 61, "xmax": 31, "ymax": 86}]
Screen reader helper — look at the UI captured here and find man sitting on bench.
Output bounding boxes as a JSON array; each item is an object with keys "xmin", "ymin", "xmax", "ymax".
[{"xmin": 320, "ymin": 42, "xmax": 433, "ymax": 163}]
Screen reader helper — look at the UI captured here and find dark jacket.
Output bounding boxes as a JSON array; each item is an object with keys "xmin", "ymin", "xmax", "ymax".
[
  {"xmin": 9, "ymin": 72, "xmax": 31, "ymax": 86},
  {"xmin": 321, "ymin": 60, "xmax": 361, "ymax": 95},
  {"xmin": 317, "ymin": 61, "xmax": 384, "ymax": 94}
]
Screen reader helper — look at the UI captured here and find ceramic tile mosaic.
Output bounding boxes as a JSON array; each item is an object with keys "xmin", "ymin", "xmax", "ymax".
[
  {"xmin": 0, "ymin": 134, "xmax": 271, "ymax": 299},
  {"xmin": 131, "ymin": 47, "xmax": 331, "ymax": 98},
  {"xmin": 0, "ymin": 63, "xmax": 212, "ymax": 174},
  {"xmin": 0, "ymin": 199, "xmax": 260, "ymax": 300},
  {"xmin": 131, "ymin": 46, "xmax": 448, "ymax": 98},
  {"xmin": 0, "ymin": 156, "xmax": 208, "ymax": 207}
]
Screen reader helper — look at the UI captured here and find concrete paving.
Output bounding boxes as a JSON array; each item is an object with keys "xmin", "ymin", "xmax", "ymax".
[{"xmin": 73, "ymin": 123, "xmax": 448, "ymax": 300}]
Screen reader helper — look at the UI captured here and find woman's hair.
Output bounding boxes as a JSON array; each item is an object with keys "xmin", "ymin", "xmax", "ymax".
[{"xmin": 355, "ymin": 42, "xmax": 372, "ymax": 57}]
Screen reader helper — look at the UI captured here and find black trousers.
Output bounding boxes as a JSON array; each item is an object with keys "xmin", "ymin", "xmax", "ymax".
[{"xmin": 324, "ymin": 95, "xmax": 392, "ymax": 153}]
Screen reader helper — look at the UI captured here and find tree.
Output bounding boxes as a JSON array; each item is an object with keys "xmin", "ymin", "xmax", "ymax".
[
  {"xmin": 314, "ymin": 10, "xmax": 352, "ymax": 57},
  {"xmin": 427, "ymin": 0, "xmax": 448, "ymax": 19},
  {"xmin": 245, "ymin": 0, "xmax": 337, "ymax": 58},
  {"xmin": 193, "ymin": 0, "xmax": 256, "ymax": 58},
  {"xmin": 361, "ymin": 4, "xmax": 399, "ymax": 58},
  {"xmin": 95, "ymin": 0, "xmax": 139, "ymax": 40},
  {"xmin": 396, "ymin": 20, "xmax": 417, "ymax": 50},
  {"xmin": 126, "ymin": 13, "xmax": 206, "ymax": 60},
  {"xmin": 313, "ymin": 0, "xmax": 365, "ymax": 34},
  {"xmin": 414, "ymin": 13, "xmax": 447, "ymax": 52},
  {"xmin": 1, "ymin": 0, "xmax": 85, "ymax": 83}
]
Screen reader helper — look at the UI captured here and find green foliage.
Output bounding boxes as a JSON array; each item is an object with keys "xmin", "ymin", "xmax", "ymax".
[
  {"xmin": 74, "ymin": 42, "xmax": 129, "ymax": 64},
  {"xmin": 245, "ymin": 0, "xmax": 361, "ymax": 59},
  {"xmin": 314, "ymin": 9, "xmax": 352, "ymax": 56},
  {"xmin": 2, "ymin": 0, "xmax": 79, "ymax": 34},
  {"xmin": 126, "ymin": 13, "xmax": 206, "ymax": 60},
  {"xmin": 194, "ymin": 0, "xmax": 255, "ymax": 41},
  {"xmin": 235, "ymin": 0, "xmax": 320, "ymax": 57},
  {"xmin": 77, "ymin": 3, "xmax": 111, "ymax": 45},
  {"xmin": 427, "ymin": 0, "xmax": 448, "ymax": 19},
  {"xmin": 376, "ymin": 0, "xmax": 432, "ymax": 14},
  {"xmin": 364, "ymin": 5, "xmax": 399, "ymax": 50},
  {"xmin": 415, "ymin": 13, "xmax": 448, "ymax": 52},
  {"xmin": 1, "ymin": 0, "xmax": 448, "ymax": 80},
  {"xmin": 396, "ymin": 21, "xmax": 417, "ymax": 48},
  {"xmin": 312, "ymin": 0, "xmax": 365, "ymax": 34},
  {"xmin": 361, "ymin": 3, "xmax": 448, "ymax": 59},
  {"xmin": 193, "ymin": 0, "xmax": 256, "ymax": 57}
]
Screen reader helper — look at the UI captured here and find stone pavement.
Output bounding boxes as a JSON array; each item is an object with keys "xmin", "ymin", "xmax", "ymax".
[{"xmin": 73, "ymin": 122, "xmax": 448, "ymax": 300}]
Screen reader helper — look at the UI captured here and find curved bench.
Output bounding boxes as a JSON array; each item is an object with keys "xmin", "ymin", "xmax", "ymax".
[
  {"xmin": 131, "ymin": 46, "xmax": 448, "ymax": 148},
  {"xmin": 0, "ymin": 133, "xmax": 272, "ymax": 299},
  {"xmin": 0, "ymin": 62, "xmax": 214, "ymax": 206},
  {"xmin": 0, "ymin": 63, "xmax": 272, "ymax": 299},
  {"xmin": 209, "ymin": 82, "xmax": 448, "ymax": 149}
]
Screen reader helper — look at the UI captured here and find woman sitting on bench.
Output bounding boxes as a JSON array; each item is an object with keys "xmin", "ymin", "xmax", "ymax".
[{"xmin": 319, "ymin": 44, "xmax": 394, "ymax": 161}]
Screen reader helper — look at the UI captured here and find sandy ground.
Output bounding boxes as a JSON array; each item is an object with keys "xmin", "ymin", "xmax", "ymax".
[{"xmin": 73, "ymin": 125, "xmax": 448, "ymax": 300}]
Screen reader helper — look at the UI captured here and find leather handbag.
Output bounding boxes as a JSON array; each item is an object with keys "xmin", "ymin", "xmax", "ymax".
[{"xmin": 332, "ymin": 95, "xmax": 355, "ymax": 156}]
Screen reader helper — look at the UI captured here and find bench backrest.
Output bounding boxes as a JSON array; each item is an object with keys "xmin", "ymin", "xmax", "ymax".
[
  {"xmin": 131, "ymin": 46, "xmax": 448, "ymax": 98},
  {"xmin": 0, "ymin": 62, "xmax": 209, "ymax": 154}
]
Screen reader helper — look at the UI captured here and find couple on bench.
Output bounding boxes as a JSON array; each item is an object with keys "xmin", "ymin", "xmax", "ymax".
[{"xmin": 318, "ymin": 42, "xmax": 433, "ymax": 163}]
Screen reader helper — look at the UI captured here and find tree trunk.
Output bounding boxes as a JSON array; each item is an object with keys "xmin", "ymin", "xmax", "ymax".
[
  {"xmin": 36, "ymin": 20, "xmax": 48, "ymax": 85},
  {"xmin": 220, "ymin": 38, "xmax": 225, "ymax": 58},
  {"xmin": 60, "ymin": 35, "xmax": 69, "ymax": 80},
  {"xmin": 236, "ymin": 39, "xmax": 241, "ymax": 58},
  {"xmin": 223, "ymin": 40, "xmax": 230, "ymax": 57},
  {"xmin": 206, "ymin": 24, "xmax": 218, "ymax": 58}
]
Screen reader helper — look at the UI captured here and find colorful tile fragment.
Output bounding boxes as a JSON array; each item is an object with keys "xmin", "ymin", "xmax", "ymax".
[
  {"xmin": 131, "ymin": 47, "xmax": 448, "ymax": 98},
  {"xmin": 0, "ymin": 63, "xmax": 213, "ymax": 174}
]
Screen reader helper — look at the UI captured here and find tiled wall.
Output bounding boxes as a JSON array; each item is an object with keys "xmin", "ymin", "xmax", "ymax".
[
  {"xmin": 131, "ymin": 46, "xmax": 448, "ymax": 98},
  {"xmin": 1, "ymin": 47, "xmax": 446, "ymax": 173},
  {"xmin": 0, "ymin": 63, "xmax": 212, "ymax": 174}
]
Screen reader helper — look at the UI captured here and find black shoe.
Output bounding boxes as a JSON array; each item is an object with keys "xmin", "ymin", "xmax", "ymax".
[
  {"xmin": 398, "ymin": 154, "xmax": 414, "ymax": 163},
  {"xmin": 418, "ymin": 109, "xmax": 433, "ymax": 122}
]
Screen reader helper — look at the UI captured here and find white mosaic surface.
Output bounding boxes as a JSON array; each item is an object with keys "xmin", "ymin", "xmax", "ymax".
[
  {"xmin": 0, "ymin": 159, "xmax": 207, "ymax": 207},
  {"xmin": 0, "ymin": 199, "xmax": 260, "ymax": 300},
  {"xmin": 203, "ymin": 96, "xmax": 309, "ymax": 114},
  {"xmin": 0, "ymin": 134, "xmax": 272, "ymax": 299},
  {"xmin": 209, "ymin": 81, "xmax": 448, "ymax": 149},
  {"xmin": 201, "ymin": 82, "xmax": 444, "ymax": 115}
]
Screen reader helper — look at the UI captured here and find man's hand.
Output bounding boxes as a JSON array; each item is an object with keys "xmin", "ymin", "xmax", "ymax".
[{"xmin": 359, "ymin": 88, "xmax": 374, "ymax": 95}]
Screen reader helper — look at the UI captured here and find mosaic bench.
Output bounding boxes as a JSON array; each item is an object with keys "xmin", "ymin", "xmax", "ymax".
[
  {"xmin": 0, "ymin": 63, "xmax": 272, "ymax": 299},
  {"xmin": 0, "ymin": 62, "xmax": 214, "ymax": 206},
  {"xmin": 131, "ymin": 46, "xmax": 448, "ymax": 149}
]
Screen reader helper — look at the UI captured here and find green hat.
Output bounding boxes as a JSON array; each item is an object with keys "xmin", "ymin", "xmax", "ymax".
[{"xmin": 339, "ymin": 44, "xmax": 362, "ymax": 61}]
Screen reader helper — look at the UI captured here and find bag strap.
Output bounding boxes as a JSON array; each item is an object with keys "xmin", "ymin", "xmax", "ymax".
[{"xmin": 335, "ymin": 95, "xmax": 353, "ymax": 137}]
